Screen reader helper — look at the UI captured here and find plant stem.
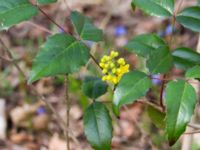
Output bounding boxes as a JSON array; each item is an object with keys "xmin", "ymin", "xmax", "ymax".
[
  {"xmin": 36, "ymin": 5, "xmax": 68, "ymax": 34},
  {"xmin": 65, "ymin": 75, "xmax": 70, "ymax": 150},
  {"xmin": 159, "ymin": 11, "xmax": 177, "ymax": 111},
  {"xmin": 0, "ymin": 39, "xmax": 26, "ymax": 78},
  {"xmin": 159, "ymin": 74, "xmax": 167, "ymax": 111}
]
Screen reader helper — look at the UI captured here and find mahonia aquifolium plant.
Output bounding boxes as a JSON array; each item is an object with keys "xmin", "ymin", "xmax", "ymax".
[
  {"xmin": 100, "ymin": 51, "xmax": 129, "ymax": 84},
  {"xmin": 2, "ymin": 0, "xmax": 200, "ymax": 150}
]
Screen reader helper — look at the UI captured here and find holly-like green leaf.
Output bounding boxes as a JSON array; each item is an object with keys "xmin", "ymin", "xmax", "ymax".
[
  {"xmin": 132, "ymin": 0, "xmax": 174, "ymax": 17},
  {"xmin": 113, "ymin": 70, "xmax": 152, "ymax": 115},
  {"xmin": 147, "ymin": 46, "xmax": 173, "ymax": 74},
  {"xmin": 172, "ymin": 47, "xmax": 200, "ymax": 70},
  {"xmin": 125, "ymin": 34, "xmax": 166, "ymax": 57},
  {"xmin": 28, "ymin": 34, "xmax": 90, "ymax": 83},
  {"xmin": 176, "ymin": 6, "xmax": 200, "ymax": 32},
  {"xmin": 147, "ymin": 105, "xmax": 165, "ymax": 129},
  {"xmin": 84, "ymin": 102, "xmax": 113, "ymax": 150},
  {"xmin": 82, "ymin": 76, "xmax": 108, "ymax": 99},
  {"xmin": 37, "ymin": 0, "xmax": 57, "ymax": 5},
  {"xmin": 165, "ymin": 80, "xmax": 197, "ymax": 146},
  {"xmin": 185, "ymin": 65, "xmax": 200, "ymax": 79},
  {"xmin": 0, "ymin": 0, "xmax": 38, "ymax": 30},
  {"xmin": 70, "ymin": 11, "xmax": 103, "ymax": 42}
]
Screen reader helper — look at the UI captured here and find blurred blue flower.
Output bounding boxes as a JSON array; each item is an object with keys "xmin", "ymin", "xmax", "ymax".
[
  {"xmin": 165, "ymin": 25, "xmax": 176, "ymax": 36},
  {"xmin": 151, "ymin": 74, "xmax": 162, "ymax": 85},
  {"xmin": 157, "ymin": 31, "xmax": 165, "ymax": 37},
  {"xmin": 59, "ymin": 27, "xmax": 65, "ymax": 33},
  {"xmin": 37, "ymin": 106, "xmax": 46, "ymax": 115},
  {"xmin": 115, "ymin": 25, "xmax": 127, "ymax": 37}
]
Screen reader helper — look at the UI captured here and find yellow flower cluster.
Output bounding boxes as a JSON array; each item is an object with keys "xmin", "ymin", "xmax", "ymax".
[{"xmin": 100, "ymin": 51, "xmax": 130, "ymax": 84}]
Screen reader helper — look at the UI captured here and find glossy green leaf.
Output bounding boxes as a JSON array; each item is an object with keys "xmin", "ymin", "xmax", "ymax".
[
  {"xmin": 176, "ymin": 6, "xmax": 200, "ymax": 32},
  {"xmin": 165, "ymin": 80, "xmax": 197, "ymax": 146},
  {"xmin": 113, "ymin": 70, "xmax": 152, "ymax": 115},
  {"xmin": 70, "ymin": 11, "xmax": 103, "ymax": 42},
  {"xmin": 84, "ymin": 102, "xmax": 113, "ymax": 150},
  {"xmin": 28, "ymin": 34, "xmax": 90, "ymax": 83},
  {"xmin": 185, "ymin": 65, "xmax": 200, "ymax": 79},
  {"xmin": 172, "ymin": 47, "xmax": 200, "ymax": 70},
  {"xmin": 125, "ymin": 34, "xmax": 166, "ymax": 57},
  {"xmin": 132, "ymin": 0, "xmax": 174, "ymax": 17},
  {"xmin": 37, "ymin": 0, "xmax": 57, "ymax": 5},
  {"xmin": 147, "ymin": 46, "xmax": 173, "ymax": 74},
  {"xmin": 147, "ymin": 105, "xmax": 165, "ymax": 129},
  {"xmin": 0, "ymin": 0, "xmax": 38, "ymax": 30},
  {"xmin": 82, "ymin": 76, "xmax": 108, "ymax": 99}
]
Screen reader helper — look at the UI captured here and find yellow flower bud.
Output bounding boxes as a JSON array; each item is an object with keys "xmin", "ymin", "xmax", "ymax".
[
  {"xmin": 112, "ymin": 76, "xmax": 118, "ymax": 84},
  {"xmin": 107, "ymin": 75, "xmax": 112, "ymax": 81},
  {"xmin": 117, "ymin": 58, "xmax": 125, "ymax": 65},
  {"xmin": 110, "ymin": 63, "xmax": 115, "ymax": 68},
  {"xmin": 100, "ymin": 51, "xmax": 129, "ymax": 85},
  {"xmin": 117, "ymin": 68, "xmax": 121, "ymax": 74},
  {"xmin": 110, "ymin": 51, "xmax": 119, "ymax": 58},
  {"xmin": 100, "ymin": 63, "xmax": 105, "ymax": 68},
  {"xmin": 104, "ymin": 63, "xmax": 109, "ymax": 69},
  {"xmin": 102, "ymin": 76, "xmax": 107, "ymax": 81},
  {"xmin": 102, "ymin": 69, "xmax": 107, "ymax": 74},
  {"xmin": 112, "ymin": 68, "xmax": 116, "ymax": 74}
]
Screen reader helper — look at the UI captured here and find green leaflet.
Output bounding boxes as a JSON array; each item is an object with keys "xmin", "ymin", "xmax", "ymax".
[
  {"xmin": 185, "ymin": 65, "xmax": 200, "ymax": 79},
  {"xmin": 82, "ymin": 76, "xmax": 108, "ymax": 99},
  {"xmin": 165, "ymin": 80, "xmax": 197, "ymax": 145},
  {"xmin": 177, "ymin": 6, "xmax": 200, "ymax": 32},
  {"xmin": 84, "ymin": 102, "xmax": 113, "ymax": 150},
  {"xmin": 125, "ymin": 33, "xmax": 167, "ymax": 57},
  {"xmin": 70, "ymin": 11, "xmax": 103, "ymax": 42},
  {"xmin": 172, "ymin": 47, "xmax": 200, "ymax": 70},
  {"xmin": 113, "ymin": 70, "xmax": 152, "ymax": 115},
  {"xmin": 147, "ymin": 46, "xmax": 173, "ymax": 74},
  {"xmin": 29, "ymin": 34, "xmax": 90, "ymax": 83},
  {"xmin": 0, "ymin": 0, "xmax": 38, "ymax": 30},
  {"xmin": 37, "ymin": 0, "xmax": 57, "ymax": 5},
  {"xmin": 132, "ymin": 0, "xmax": 174, "ymax": 17}
]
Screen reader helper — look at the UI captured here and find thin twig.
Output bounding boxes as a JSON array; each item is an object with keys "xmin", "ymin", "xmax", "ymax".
[
  {"xmin": 0, "ymin": 56, "xmax": 11, "ymax": 62},
  {"xmin": 25, "ymin": 21, "xmax": 53, "ymax": 34},
  {"xmin": 137, "ymin": 99, "xmax": 163, "ymax": 113},
  {"xmin": 65, "ymin": 75, "xmax": 70, "ymax": 150},
  {"xmin": 184, "ymin": 130, "xmax": 200, "ymax": 135},
  {"xmin": 0, "ymin": 38, "xmax": 26, "ymax": 78},
  {"xmin": 159, "ymin": 74, "xmax": 167, "ymax": 112},
  {"xmin": 89, "ymin": 53, "xmax": 101, "ymax": 69},
  {"xmin": 188, "ymin": 123, "xmax": 200, "ymax": 129},
  {"xmin": 36, "ymin": 5, "xmax": 68, "ymax": 34},
  {"xmin": 175, "ymin": 0, "xmax": 185, "ymax": 15}
]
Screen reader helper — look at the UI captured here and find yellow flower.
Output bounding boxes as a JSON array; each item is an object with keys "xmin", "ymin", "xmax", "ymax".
[
  {"xmin": 99, "ymin": 50, "xmax": 130, "ymax": 84},
  {"xmin": 117, "ymin": 58, "xmax": 125, "ymax": 65}
]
